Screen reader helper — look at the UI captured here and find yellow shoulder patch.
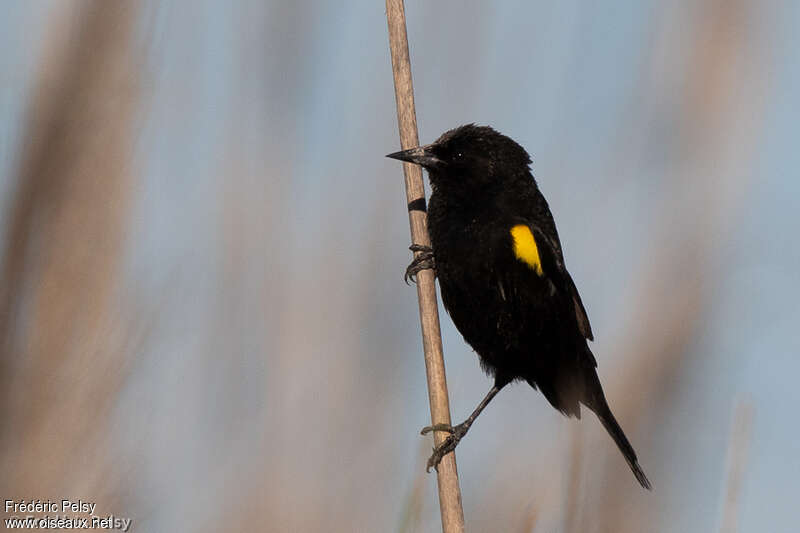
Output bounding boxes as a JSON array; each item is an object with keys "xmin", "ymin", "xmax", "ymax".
[{"xmin": 510, "ymin": 224, "xmax": 543, "ymax": 275}]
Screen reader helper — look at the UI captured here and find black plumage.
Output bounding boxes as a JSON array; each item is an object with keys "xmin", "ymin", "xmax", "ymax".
[{"xmin": 387, "ymin": 124, "xmax": 650, "ymax": 489}]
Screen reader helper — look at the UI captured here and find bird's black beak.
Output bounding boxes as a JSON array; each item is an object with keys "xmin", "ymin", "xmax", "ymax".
[{"xmin": 386, "ymin": 144, "xmax": 443, "ymax": 169}]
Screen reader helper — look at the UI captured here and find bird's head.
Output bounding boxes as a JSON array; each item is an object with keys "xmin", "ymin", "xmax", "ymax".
[{"xmin": 386, "ymin": 124, "xmax": 532, "ymax": 193}]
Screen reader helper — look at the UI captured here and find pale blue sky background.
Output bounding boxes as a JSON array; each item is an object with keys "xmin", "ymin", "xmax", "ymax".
[{"xmin": 1, "ymin": 1, "xmax": 799, "ymax": 532}]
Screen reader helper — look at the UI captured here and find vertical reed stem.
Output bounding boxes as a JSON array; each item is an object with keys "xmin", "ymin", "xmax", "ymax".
[{"xmin": 385, "ymin": 2, "xmax": 465, "ymax": 531}]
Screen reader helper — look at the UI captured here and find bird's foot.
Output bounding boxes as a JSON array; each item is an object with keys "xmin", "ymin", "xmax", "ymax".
[
  {"xmin": 420, "ymin": 422, "xmax": 470, "ymax": 472},
  {"xmin": 405, "ymin": 244, "xmax": 435, "ymax": 284},
  {"xmin": 420, "ymin": 423, "xmax": 455, "ymax": 435}
]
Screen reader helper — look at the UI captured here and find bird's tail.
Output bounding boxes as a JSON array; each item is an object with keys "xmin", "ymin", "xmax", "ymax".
[{"xmin": 584, "ymin": 372, "xmax": 652, "ymax": 490}]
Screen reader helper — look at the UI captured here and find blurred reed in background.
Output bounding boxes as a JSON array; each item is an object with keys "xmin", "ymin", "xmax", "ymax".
[
  {"xmin": 0, "ymin": 0, "xmax": 138, "ymax": 513},
  {"xmin": 0, "ymin": 1, "xmax": 791, "ymax": 532}
]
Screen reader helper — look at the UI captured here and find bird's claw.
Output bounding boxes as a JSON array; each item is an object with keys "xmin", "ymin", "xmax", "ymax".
[
  {"xmin": 405, "ymin": 244, "xmax": 435, "ymax": 284},
  {"xmin": 422, "ymin": 422, "xmax": 469, "ymax": 472},
  {"xmin": 420, "ymin": 423, "xmax": 455, "ymax": 435}
]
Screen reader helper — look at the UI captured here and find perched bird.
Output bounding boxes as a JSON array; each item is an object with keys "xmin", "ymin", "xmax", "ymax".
[{"xmin": 387, "ymin": 124, "xmax": 650, "ymax": 489}]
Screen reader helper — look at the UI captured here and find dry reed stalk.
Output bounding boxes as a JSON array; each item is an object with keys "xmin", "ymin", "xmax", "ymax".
[{"xmin": 385, "ymin": 1, "xmax": 465, "ymax": 531}]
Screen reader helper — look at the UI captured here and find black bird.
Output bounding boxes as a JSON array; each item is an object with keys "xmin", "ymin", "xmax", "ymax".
[{"xmin": 387, "ymin": 124, "xmax": 650, "ymax": 489}]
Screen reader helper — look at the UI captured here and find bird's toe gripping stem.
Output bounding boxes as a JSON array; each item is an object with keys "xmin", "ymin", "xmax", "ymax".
[
  {"xmin": 405, "ymin": 244, "xmax": 435, "ymax": 284},
  {"xmin": 420, "ymin": 422, "xmax": 470, "ymax": 472}
]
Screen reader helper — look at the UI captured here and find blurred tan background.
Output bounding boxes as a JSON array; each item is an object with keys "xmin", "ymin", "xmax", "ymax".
[{"xmin": 1, "ymin": 1, "xmax": 798, "ymax": 531}]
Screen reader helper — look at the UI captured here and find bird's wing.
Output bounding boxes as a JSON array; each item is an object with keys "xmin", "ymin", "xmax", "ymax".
[{"xmin": 507, "ymin": 221, "xmax": 594, "ymax": 341}]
